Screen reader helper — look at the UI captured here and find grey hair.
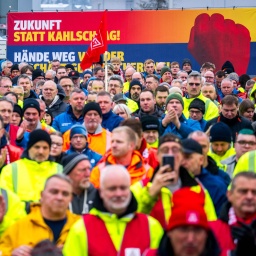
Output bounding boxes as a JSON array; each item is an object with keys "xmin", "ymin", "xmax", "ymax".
[
  {"xmin": 44, "ymin": 174, "xmax": 72, "ymax": 190},
  {"xmin": 113, "ymin": 104, "xmax": 131, "ymax": 118},
  {"xmin": 100, "ymin": 165, "xmax": 131, "ymax": 188}
]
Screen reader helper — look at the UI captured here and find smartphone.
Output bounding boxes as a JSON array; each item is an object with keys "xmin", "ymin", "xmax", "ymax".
[{"xmin": 162, "ymin": 155, "xmax": 175, "ymax": 171}]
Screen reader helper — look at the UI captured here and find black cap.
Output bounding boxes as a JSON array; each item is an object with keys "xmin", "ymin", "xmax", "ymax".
[
  {"xmin": 182, "ymin": 138, "xmax": 203, "ymax": 154},
  {"xmin": 11, "ymin": 64, "xmax": 19, "ymax": 72},
  {"xmin": 189, "ymin": 98, "xmax": 205, "ymax": 114},
  {"xmin": 83, "ymin": 102, "xmax": 102, "ymax": 118},
  {"xmin": 112, "ymin": 93, "xmax": 127, "ymax": 104},
  {"xmin": 32, "ymin": 69, "xmax": 45, "ymax": 81},
  {"xmin": 65, "ymin": 64, "xmax": 75, "ymax": 70},
  {"xmin": 68, "ymin": 70, "xmax": 80, "ymax": 79}
]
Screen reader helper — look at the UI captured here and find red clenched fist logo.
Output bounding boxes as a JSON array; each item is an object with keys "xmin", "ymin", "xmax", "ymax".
[{"xmin": 188, "ymin": 13, "xmax": 251, "ymax": 75}]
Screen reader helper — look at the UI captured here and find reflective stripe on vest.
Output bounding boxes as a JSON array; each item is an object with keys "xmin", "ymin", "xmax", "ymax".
[
  {"xmin": 11, "ymin": 162, "xmax": 62, "ymax": 194},
  {"xmin": 12, "ymin": 162, "xmax": 18, "ymax": 194},
  {"xmin": 83, "ymin": 213, "xmax": 150, "ymax": 256},
  {"xmin": 1, "ymin": 188, "xmax": 8, "ymax": 214},
  {"xmin": 248, "ymin": 151, "xmax": 256, "ymax": 171}
]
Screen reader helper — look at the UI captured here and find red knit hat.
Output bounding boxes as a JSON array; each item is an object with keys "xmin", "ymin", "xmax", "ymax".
[{"xmin": 167, "ymin": 187, "xmax": 209, "ymax": 231}]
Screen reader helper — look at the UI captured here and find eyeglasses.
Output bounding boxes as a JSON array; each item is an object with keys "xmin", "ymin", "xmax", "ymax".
[
  {"xmin": 45, "ymin": 78, "xmax": 53, "ymax": 81},
  {"xmin": 51, "ymin": 142, "xmax": 63, "ymax": 147},
  {"xmin": 156, "ymin": 69, "xmax": 161, "ymax": 72},
  {"xmin": 189, "ymin": 110, "xmax": 202, "ymax": 115},
  {"xmin": 109, "ymin": 84, "xmax": 120, "ymax": 88},
  {"xmin": 188, "ymin": 83, "xmax": 201, "ymax": 86},
  {"xmin": 236, "ymin": 140, "xmax": 256, "ymax": 146},
  {"xmin": 159, "ymin": 146, "xmax": 182, "ymax": 155},
  {"xmin": 0, "ymin": 85, "xmax": 12, "ymax": 89}
]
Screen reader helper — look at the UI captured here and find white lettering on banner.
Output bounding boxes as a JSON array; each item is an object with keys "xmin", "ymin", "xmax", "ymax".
[
  {"xmin": 51, "ymin": 52, "xmax": 75, "ymax": 62},
  {"xmin": 14, "ymin": 20, "xmax": 62, "ymax": 31},
  {"xmin": 14, "ymin": 50, "xmax": 49, "ymax": 62}
]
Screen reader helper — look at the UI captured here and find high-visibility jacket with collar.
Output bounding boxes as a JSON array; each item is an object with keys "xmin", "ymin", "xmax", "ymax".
[
  {"xmin": 0, "ymin": 188, "xmax": 26, "ymax": 237},
  {"xmin": 183, "ymin": 93, "xmax": 219, "ymax": 121},
  {"xmin": 208, "ymin": 147, "xmax": 236, "ymax": 170},
  {"xmin": 233, "ymin": 150, "xmax": 256, "ymax": 177},
  {"xmin": 62, "ymin": 124, "xmax": 112, "ymax": 155},
  {"xmin": 63, "ymin": 192, "xmax": 163, "ymax": 256},
  {"xmin": 90, "ymin": 150, "xmax": 153, "ymax": 188},
  {"xmin": 0, "ymin": 156, "xmax": 63, "ymax": 202},
  {"xmin": 0, "ymin": 204, "xmax": 80, "ymax": 255},
  {"xmin": 131, "ymin": 167, "xmax": 217, "ymax": 229}
]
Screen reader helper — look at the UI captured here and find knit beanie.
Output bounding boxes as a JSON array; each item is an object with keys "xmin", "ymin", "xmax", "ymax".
[
  {"xmin": 83, "ymin": 70, "xmax": 93, "ymax": 77},
  {"xmin": 160, "ymin": 66, "xmax": 171, "ymax": 77},
  {"xmin": 141, "ymin": 115, "xmax": 160, "ymax": 132},
  {"xmin": 129, "ymin": 79, "xmax": 143, "ymax": 91},
  {"xmin": 23, "ymin": 99, "xmax": 40, "ymax": 115},
  {"xmin": 182, "ymin": 58, "xmax": 192, "ymax": 67},
  {"xmin": 27, "ymin": 129, "xmax": 51, "ymax": 150},
  {"xmin": 70, "ymin": 125, "xmax": 87, "ymax": 139},
  {"xmin": 167, "ymin": 187, "xmax": 208, "ymax": 231},
  {"xmin": 32, "ymin": 69, "xmax": 45, "ymax": 81},
  {"xmin": 62, "ymin": 153, "xmax": 89, "ymax": 175},
  {"xmin": 210, "ymin": 122, "xmax": 232, "ymax": 143},
  {"xmin": 13, "ymin": 104, "xmax": 23, "ymax": 118},
  {"xmin": 188, "ymin": 98, "xmax": 205, "ymax": 114},
  {"xmin": 166, "ymin": 93, "xmax": 184, "ymax": 108},
  {"xmin": 82, "ymin": 102, "xmax": 102, "ymax": 118},
  {"xmin": 65, "ymin": 64, "xmax": 74, "ymax": 70},
  {"xmin": 11, "ymin": 64, "xmax": 19, "ymax": 72},
  {"xmin": 222, "ymin": 61, "xmax": 235, "ymax": 74}
]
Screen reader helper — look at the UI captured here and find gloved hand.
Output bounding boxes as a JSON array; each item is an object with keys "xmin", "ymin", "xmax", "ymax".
[
  {"xmin": 231, "ymin": 221, "xmax": 256, "ymax": 256},
  {"xmin": 188, "ymin": 13, "xmax": 251, "ymax": 75}
]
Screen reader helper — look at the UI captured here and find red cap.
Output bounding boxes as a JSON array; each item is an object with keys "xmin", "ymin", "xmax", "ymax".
[{"xmin": 167, "ymin": 187, "xmax": 209, "ymax": 231}]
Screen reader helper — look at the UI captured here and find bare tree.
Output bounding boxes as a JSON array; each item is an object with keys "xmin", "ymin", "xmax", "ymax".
[{"xmin": 137, "ymin": 0, "xmax": 168, "ymax": 9}]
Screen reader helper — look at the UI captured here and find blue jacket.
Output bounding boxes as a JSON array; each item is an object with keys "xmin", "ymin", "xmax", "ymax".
[
  {"xmin": 66, "ymin": 146, "xmax": 102, "ymax": 168},
  {"xmin": 102, "ymin": 111, "xmax": 124, "ymax": 132},
  {"xmin": 188, "ymin": 118, "xmax": 207, "ymax": 131},
  {"xmin": 52, "ymin": 105, "xmax": 84, "ymax": 134},
  {"xmin": 196, "ymin": 168, "xmax": 228, "ymax": 216},
  {"xmin": 160, "ymin": 114, "xmax": 201, "ymax": 139}
]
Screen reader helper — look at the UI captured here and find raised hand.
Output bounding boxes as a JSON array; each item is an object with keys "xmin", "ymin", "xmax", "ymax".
[{"xmin": 188, "ymin": 13, "xmax": 251, "ymax": 74}]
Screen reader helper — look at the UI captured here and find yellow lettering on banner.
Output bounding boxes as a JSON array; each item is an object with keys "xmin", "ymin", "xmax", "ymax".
[
  {"xmin": 105, "ymin": 51, "xmax": 124, "ymax": 61},
  {"xmin": 14, "ymin": 32, "xmax": 20, "ymax": 42},
  {"xmin": 78, "ymin": 52, "xmax": 86, "ymax": 61},
  {"xmin": 48, "ymin": 31, "xmax": 55, "ymax": 41},
  {"xmin": 13, "ymin": 31, "xmax": 46, "ymax": 42},
  {"xmin": 107, "ymin": 30, "xmax": 121, "ymax": 41}
]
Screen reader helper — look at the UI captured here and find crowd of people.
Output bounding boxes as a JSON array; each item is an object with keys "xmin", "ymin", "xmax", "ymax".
[{"xmin": 0, "ymin": 57, "xmax": 255, "ymax": 255}]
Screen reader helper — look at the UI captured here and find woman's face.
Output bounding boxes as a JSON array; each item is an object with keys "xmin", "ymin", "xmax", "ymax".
[
  {"xmin": 44, "ymin": 113, "xmax": 52, "ymax": 125},
  {"xmin": 115, "ymin": 107, "xmax": 128, "ymax": 119},
  {"xmin": 11, "ymin": 112, "xmax": 21, "ymax": 126},
  {"xmin": 242, "ymin": 108, "xmax": 255, "ymax": 121},
  {"xmin": 50, "ymin": 135, "xmax": 63, "ymax": 157}
]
